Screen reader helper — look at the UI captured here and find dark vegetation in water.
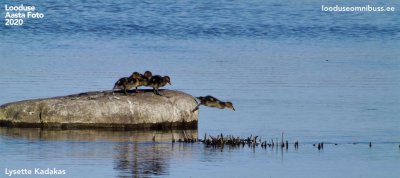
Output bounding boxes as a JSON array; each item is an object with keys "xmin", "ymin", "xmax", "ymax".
[
  {"xmin": 162, "ymin": 132, "xmax": 398, "ymax": 151},
  {"xmin": 194, "ymin": 133, "xmax": 300, "ymax": 150}
]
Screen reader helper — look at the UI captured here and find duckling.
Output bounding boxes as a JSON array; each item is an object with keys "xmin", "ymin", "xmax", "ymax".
[
  {"xmin": 192, "ymin": 95, "xmax": 235, "ymax": 112},
  {"xmin": 139, "ymin": 71, "xmax": 153, "ymax": 87},
  {"xmin": 112, "ymin": 72, "xmax": 142, "ymax": 95},
  {"xmin": 130, "ymin": 72, "xmax": 143, "ymax": 91},
  {"xmin": 148, "ymin": 75, "xmax": 171, "ymax": 95}
]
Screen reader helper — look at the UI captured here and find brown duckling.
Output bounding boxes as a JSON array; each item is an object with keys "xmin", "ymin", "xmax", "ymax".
[
  {"xmin": 130, "ymin": 72, "xmax": 143, "ymax": 91},
  {"xmin": 148, "ymin": 75, "xmax": 171, "ymax": 95},
  {"xmin": 139, "ymin": 71, "xmax": 153, "ymax": 87},
  {"xmin": 192, "ymin": 95, "xmax": 235, "ymax": 112},
  {"xmin": 113, "ymin": 72, "xmax": 142, "ymax": 95}
]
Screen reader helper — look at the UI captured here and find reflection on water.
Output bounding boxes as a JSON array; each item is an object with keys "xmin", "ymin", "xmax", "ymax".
[
  {"xmin": 0, "ymin": 127, "xmax": 197, "ymax": 178},
  {"xmin": 0, "ymin": 127, "xmax": 197, "ymax": 142},
  {"xmin": 114, "ymin": 143, "xmax": 169, "ymax": 177},
  {"xmin": 1, "ymin": 127, "xmax": 399, "ymax": 178}
]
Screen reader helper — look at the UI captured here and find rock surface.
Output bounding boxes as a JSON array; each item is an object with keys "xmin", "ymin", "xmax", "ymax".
[{"xmin": 0, "ymin": 90, "xmax": 198, "ymax": 130}]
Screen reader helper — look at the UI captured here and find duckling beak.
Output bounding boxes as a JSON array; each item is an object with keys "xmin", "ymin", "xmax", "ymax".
[
  {"xmin": 232, "ymin": 107, "xmax": 236, "ymax": 111},
  {"xmin": 168, "ymin": 81, "xmax": 172, "ymax": 85}
]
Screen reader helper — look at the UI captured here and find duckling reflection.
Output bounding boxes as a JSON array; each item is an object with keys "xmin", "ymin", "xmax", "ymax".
[
  {"xmin": 148, "ymin": 75, "xmax": 171, "ymax": 95},
  {"xmin": 192, "ymin": 95, "xmax": 235, "ymax": 112},
  {"xmin": 113, "ymin": 72, "xmax": 143, "ymax": 95}
]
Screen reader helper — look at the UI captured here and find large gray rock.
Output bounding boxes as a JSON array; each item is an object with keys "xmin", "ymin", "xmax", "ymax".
[{"xmin": 0, "ymin": 90, "xmax": 198, "ymax": 130}]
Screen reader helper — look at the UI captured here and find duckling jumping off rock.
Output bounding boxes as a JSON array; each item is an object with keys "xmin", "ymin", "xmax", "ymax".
[
  {"xmin": 113, "ymin": 72, "xmax": 142, "ymax": 95},
  {"xmin": 192, "ymin": 95, "xmax": 235, "ymax": 112},
  {"xmin": 149, "ymin": 75, "xmax": 171, "ymax": 95}
]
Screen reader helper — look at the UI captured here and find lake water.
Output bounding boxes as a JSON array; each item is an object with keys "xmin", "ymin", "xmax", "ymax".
[{"xmin": 1, "ymin": 0, "xmax": 399, "ymax": 177}]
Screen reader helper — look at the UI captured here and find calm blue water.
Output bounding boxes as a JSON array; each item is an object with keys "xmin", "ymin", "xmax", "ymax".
[{"xmin": 1, "ymin": 0, "xmax": 399, "ymax": 177}]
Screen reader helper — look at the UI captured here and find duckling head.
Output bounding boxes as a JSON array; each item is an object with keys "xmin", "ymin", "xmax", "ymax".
[
  {"xmin": 163, "ymin": 76, "xmax": 171, "ymax": 85},
  {"xmin": 225, "ymin": 102, "xmax": 235, "ymax": 111},
  {"xmin": 131, "ymin": 72, "xmax": 142, "ymax": 80},
  {"xmin": 144, "ymin": 71, "xmax": 153, "ymax": 78}
]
